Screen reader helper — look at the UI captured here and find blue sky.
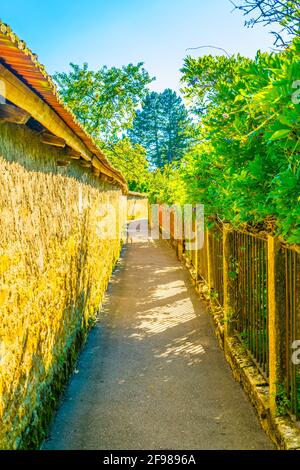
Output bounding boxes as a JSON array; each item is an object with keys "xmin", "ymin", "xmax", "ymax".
[{"xmin": 1, "ymin": 0, "xmax": 278, "ymax": 92}]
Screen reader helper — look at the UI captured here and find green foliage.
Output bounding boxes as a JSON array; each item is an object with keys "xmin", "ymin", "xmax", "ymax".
[
  {"xmin": 147, "ymin": 164, "xmax": 187, "ymax": 205},
  {"xmin": 181, "ymin": 53, "xmax": 252, "ymax": 115},
  {"xmin": 275, "ymin": 384, "xmax": 291, "ymax": 416},
  {"xmin": 53, "ymin": 62, "xmax": 153, "ymax": 143},
  {"xmin": 129, "ymin": 89, "xmax": 194, "ymax": 167},
  {"xmin": 52, "ymin": 34, "xmax": 300, "ymax": 245},
  {"xmin": 104, "ymin": 138, "xmax": 150, "ymax": 193},
  {"xmin": 53, "ymin": 62, "xmax": 155, "ymax": 192},
  {"xmin": 174, "ymin": 37, "xmax": 300, "ymax": 243}
]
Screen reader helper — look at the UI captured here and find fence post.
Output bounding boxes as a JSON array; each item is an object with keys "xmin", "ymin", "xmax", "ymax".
[
  {"xmin": 148, "ymin": 202, "xmax": 152, "ymax": 229},
  {"xmin": 267, "ymin": 235, "xmax": 282, "ymax": 415},
  {"xmin": 206, "ymin": 228, "xmax": 211, "ymax": 292},
  {"xmin": 223, "ymin": 223, "xmax": 234, "ymax": 337},
  {"xmin": 194, "ymin": 215, "xmax": 198, "ymax": 285},
  {"xmin": 178, "ymin": 207, "xmax": 184, "ymax": 260}
]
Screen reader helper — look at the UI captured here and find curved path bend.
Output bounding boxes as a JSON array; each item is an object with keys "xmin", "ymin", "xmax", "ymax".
[{"xmin": 44, "ymin": 236, "xmax": 273, "ymax": 450}]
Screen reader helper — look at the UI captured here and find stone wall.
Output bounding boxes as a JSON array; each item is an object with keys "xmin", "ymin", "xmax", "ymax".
[
  {"xmin": 127, "ymin": 193, "xmax": 148, "ymax": 221},
  {"xmin": 0, "ymin": 123, "xmax": 126, "ymax": 449}
]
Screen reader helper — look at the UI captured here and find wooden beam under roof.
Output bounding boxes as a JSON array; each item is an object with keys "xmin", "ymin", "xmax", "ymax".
[
  {"xmin": 79, "ymin": 159, "xmax": 92, "ymax": 168},
  {"xmin": 0, "ymin": 64, "xmax": 126, "ymax": 190},
  {"xmin": 65, "ymin": 147, "xmax": 81, "ymax": 159},
  {"xmin": 57, "ymin": 159, "xmax": 70, "ymax": 167},
  {"xmin": 0, "ymin": 64, "xmax": 93, "ymax": 162},
  {"xmin": 41, "ymin": 132, "xmax": 66, "ymax": 148},
  {"xmin": 0, "ymin": 22, "xmax": 127, "ymax": 192},
  {"xmin": 0, "ymin": 102, "xmax": 30, "ymax": 124}
]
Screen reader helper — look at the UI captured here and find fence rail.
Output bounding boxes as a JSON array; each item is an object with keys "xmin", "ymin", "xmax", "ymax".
[{"xmin": 158, "ymin": 207, "xmax": 300, "ymax": 420}]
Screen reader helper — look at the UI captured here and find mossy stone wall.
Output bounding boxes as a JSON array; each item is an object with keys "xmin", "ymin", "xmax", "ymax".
[
  {"xmin": 127, "ymin": 195, "xmax": 148, "ymax": 221},
  {"xmin": 0, "ymin": 123, "xmax": 126, "ymax": 449}
]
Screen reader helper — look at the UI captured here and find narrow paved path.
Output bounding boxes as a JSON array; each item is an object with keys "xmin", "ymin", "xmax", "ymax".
[{"xmin": 44, "ymin": 237, "xmax": 272, "ymax": 450}]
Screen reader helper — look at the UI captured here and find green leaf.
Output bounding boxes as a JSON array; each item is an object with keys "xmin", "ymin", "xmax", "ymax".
[{"xmin": 269, "ymin": 129, "xmax": 291, "ymax": 140}]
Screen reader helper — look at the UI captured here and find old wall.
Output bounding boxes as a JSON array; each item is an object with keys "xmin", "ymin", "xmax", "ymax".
[
  {"xmin": 127, "ymin": 193, "xmax": 148, "ymax": 221},
  {"xmin": 0, "ymin": 123, "xmax": 126, "ymax": 449}
]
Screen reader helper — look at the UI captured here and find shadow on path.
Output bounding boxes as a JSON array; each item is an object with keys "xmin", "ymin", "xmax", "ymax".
[{"xmin": 43, "ymin": 237, "xmax": 273, "ymax": 450}]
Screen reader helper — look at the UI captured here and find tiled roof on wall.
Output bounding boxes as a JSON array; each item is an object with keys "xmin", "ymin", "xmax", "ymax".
[{"xmin": 0, "ymin": 21, "xmax": 127, "ymax": 192}]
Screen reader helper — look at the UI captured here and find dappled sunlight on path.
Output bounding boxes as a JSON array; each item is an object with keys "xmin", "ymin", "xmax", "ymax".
[{"xmin": 44, "ymin": 236, "xmax": 273, "ymax": 450}]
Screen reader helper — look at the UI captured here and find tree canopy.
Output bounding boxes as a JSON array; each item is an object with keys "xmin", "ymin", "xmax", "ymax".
[
  {"xmin": 104, "ymin": 138, "xmax": 150, "ymax": 193},
  {"xmin": 160, "ymin": 37, "xmax": 300, "ymax": 242},
  {"xmin": 53, "ymin": 62, "xmax": 155, "ymax": 192},
  {"xmin": 52, "ymin": 1, "xmax": 300, "ymax": 242},
  {"xmin": 54, "ymin": 62, "xmax": 153, "ymax": 144},
  {"xmin": 129, "ymin": 89, "xmax": 193, "ymax": 168}
]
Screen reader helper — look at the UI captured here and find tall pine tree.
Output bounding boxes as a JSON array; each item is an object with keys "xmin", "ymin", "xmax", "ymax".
[{"xmin": 129, "ymin": 89, "xmax": 192, "ymax": 168}]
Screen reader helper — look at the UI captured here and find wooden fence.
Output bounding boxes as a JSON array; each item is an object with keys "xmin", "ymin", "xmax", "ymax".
[{"xmin": 158, "ymin": 207, "xmax": 300, "ymax": 421}]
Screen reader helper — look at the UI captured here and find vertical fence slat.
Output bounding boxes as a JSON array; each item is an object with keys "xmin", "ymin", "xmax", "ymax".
[
  {"xmin": 159, "ymin": 208, "xmax": 300, "ymax": 419},
  {"xmin": 206, "ymin": 228, "xmax": 211, "ymax": 293},
  {"xmin": 268, "ymin": 235, "xmax": 281, "ymax": 414},
  {"xmin": 223, "ymin": 224, "xmax": 233, "ymax": 336}
]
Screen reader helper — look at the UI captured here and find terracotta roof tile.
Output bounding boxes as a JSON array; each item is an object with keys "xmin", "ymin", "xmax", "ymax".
[{"xmin": 0, "ymin": 21, "xmax": 127, "ymax": 192}]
